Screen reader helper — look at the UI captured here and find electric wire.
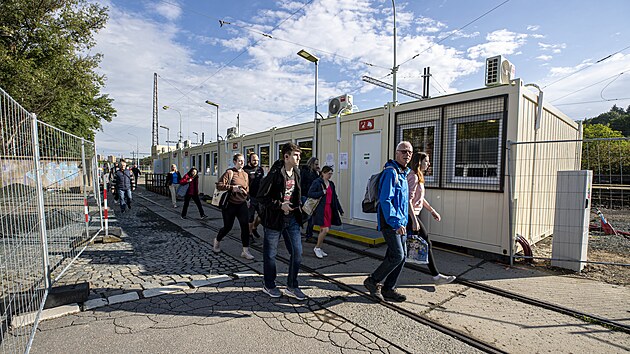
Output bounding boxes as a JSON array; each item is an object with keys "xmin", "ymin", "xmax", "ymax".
[
  {"xmin": 542, "ymin": 44, "xmax": 630, "ymax": 89},
  {"xmin": 600, "ymin": 72, "xmax": 625, "ymax": 100},
  {"xmin": 549, "ymin": 70, "xmax": 628, "ymax": 103}
]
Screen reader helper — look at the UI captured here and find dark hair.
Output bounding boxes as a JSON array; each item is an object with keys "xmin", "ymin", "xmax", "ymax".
[
  {"xmin": 233, "ymin": 153, "xmax": 243, "ymax": 162},
  {"xmin": 410, "ymin": 152, "xmax": 428, "ymax": 184},
  {"xmin": 248, "ymin": 153, "xmax": 258, "ymax": 164},
  {"xmin": 321, "ymin": 165, "xmax": 333, "ymax": 174},
  {"xmin": 281, "ymin": 142, "xmax": 301, "ymax": 159},
  {"xmin": 186, "ymin": 167, "xmax": 198, "ymax": 177}
]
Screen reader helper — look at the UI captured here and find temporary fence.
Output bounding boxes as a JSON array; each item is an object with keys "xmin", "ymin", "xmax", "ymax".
[
  {"xmin": 0, "ymin": 87, "xmax": 103, "ymax": 354},
  {"xmin": 507, "ymin": 137, "xmax": 630, "ymax": 269}
]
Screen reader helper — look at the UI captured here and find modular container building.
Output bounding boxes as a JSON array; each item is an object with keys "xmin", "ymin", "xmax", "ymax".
[{"xmin": 154, "ymin": 78, "xmax": 580, "ymax": 257}]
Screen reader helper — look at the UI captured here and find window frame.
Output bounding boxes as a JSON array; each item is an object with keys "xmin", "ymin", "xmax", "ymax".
[
  {"xmin": 258, "ymin": 144, "xmax": 270, "ymax": 170},
  {"xmin": 296, "ymin": 138, "xmax": 313, "ymax": 168},
  {"xmin": 397, "ymin": 120, "xmax": 441, "ymax": 187},
  {"xmin": 211, "ymin": 151, "xmax": 218, "ymax": 176},
  {"xmin": 446, "ymin": 112, "xmax": 503, "ymax": 187}
]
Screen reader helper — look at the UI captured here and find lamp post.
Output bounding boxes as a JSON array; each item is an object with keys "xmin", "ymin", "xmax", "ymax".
[
  {"xmin": 391, "ymin": 0, "xmax": 398, "ymax": 105},
  {"xmin": 297, "ymin": 49, "xmax": 319, "ymax": 158},
  {"xmin": 162, "ymin": 105, "xmax": 182, "ymax": 144},
  {"xmin": 127, "ymin": 133, "xmax": 139, "ymax": 166},
  {"xmin": 192, "ymin": 131, "xmax": 199, "ymax": 145},
  {"xmin": 160, "ymin": 125, "xmax": 171, "ymax": 170},
  {"xmin": 205, "ymin": 100, "xmax": 220, "ymax": 179}
]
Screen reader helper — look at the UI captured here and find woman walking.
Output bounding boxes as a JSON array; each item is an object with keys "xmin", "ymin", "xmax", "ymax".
[
  {"xmin": 300, "ymin": 157, "xmax": 320, "ymax": 241},
  {"xmin": 307, "ymin": 166, "xmax": 344, "ymax": 259},
  {"xmin": 213, "ymin": 154, "xmax": 255, "ymax": 260},
  {"xmin": 180, "ymin": 167, "xmax": 207, "ymax": 220},
  {"xmin": 407, "ymin": 152, "xmax": 455, "ymax": 285},
  {"xmin": 166, "ymin": 164, "xmax": 181, "ymax": 208}
]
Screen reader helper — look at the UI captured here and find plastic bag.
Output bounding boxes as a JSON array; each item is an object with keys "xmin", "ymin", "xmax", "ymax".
[{"xmin": 406, "ymin": 235, "xmax": 429, "ymax": 264}]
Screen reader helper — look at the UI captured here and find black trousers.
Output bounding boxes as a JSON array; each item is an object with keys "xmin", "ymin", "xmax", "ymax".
[
  {"xmin": 182, "ymin": 194, "xmax": 204, "ymax": 217},
  {"xmin": 407, "ymin": 215, "xmax": 439, "ymax": 276},
  {"xmin": 216, "ymin": 201, "xmax": 250, "ymax": 247}
]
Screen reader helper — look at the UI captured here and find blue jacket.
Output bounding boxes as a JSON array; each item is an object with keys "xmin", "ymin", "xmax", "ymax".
[
  {"xmin": 307, "ymin": 178, "xmax": 344, "ymax": 227},
  {"xmin": 377, "ymin": 159, "xmax": 409, "ymax": 231}
]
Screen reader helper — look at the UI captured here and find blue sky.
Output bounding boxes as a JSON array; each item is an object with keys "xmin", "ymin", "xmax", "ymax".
[{"xmin": 93, "ymin": 0, "xmax": 630, "ymax": 157}]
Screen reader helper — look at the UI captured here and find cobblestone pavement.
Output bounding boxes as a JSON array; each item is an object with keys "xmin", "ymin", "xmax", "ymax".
[{"xmin": 22, "ymin": 192, "xmax": 477, "ymax": 354}]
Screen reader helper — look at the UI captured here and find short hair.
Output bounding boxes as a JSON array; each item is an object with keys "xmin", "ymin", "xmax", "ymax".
[
  {"xmin": 321, "ymin": 165, "xmax": 333, "ymax": 174},
  {"xmin": 248, "ymin": 153, "xmax": 259, "ymax": 163},
  {"xmin": 396, "ymin": 141, "xmax": 412, "ymax": 151},
  {"xmin": 281, "ymin": 142, "xmax": 300, "ymax": 159},
  {"xmin": 233, "ymin": 153, "xmax": 243, "ymax": 162},
  {"xmin": 119, "ymin": 158, "xmax": 126, "ymax": 163}
]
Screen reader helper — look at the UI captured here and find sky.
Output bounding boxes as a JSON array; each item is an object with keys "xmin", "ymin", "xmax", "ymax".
[{"xmin": 92, "ymin": 0, "xmax": 630, "ymax": 157}]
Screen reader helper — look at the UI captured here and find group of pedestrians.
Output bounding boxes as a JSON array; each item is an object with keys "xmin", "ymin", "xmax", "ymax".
[{"xmin": 163, "ymin": 141, "xmax": 453, "ymax": 303}]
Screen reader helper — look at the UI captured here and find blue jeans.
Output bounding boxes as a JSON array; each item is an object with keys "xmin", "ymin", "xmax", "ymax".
[
  {"xmin": 263, "ymin": 217, "xmax": 302, "ymax": 290},
  {"xmin": 371, "ymin": 227, "xmax": 407, "ymax": 290},
  {"xmin": 118, "ymin": 189, "xmax": 132, "ymax": 209}
]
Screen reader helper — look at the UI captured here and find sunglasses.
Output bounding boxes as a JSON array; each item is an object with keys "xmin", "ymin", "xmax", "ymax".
[{"xmin": 396, "ymin": 149, "xmax": 413, "ymax": 155}]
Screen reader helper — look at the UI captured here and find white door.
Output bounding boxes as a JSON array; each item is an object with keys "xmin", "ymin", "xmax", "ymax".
[{"xmin": 351, "ymin": 132, "xmax": 382, "ymax": 222}]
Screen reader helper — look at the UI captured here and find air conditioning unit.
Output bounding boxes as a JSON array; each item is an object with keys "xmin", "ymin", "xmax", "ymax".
[
  {"xmin": 328, "ymin": 94, "xmax": 353, "ymax": 116},
  {"xmin": 226, "ymin": 126, "xmax": 238, "ymax": 139},
  {"xmin": 485, "ymin": 55, "xmax": 515, "ymax": 86}
]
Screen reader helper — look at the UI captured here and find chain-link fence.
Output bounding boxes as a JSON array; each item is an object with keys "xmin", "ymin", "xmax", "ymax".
[
  {"xmin": 0, "ymin": 87, "xmax": 103, "ymax": 353},
  {"xmin": 508, "ymin": 138, "xmax": 630, "ymax": 272}
]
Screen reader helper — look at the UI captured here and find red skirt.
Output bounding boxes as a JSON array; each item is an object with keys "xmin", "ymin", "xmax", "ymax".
[{"xmin": 322, "ymin": 189, "xmax": 333, "ymax": 228}]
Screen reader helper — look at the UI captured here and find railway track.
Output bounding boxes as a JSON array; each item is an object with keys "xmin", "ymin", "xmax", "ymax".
[{"xmin": 135, "ymin": 193, "xmax": 629, "ymax": 353}]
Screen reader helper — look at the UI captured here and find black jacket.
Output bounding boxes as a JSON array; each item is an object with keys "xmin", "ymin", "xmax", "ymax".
[
  {"xmin": 243, "ymin": 164, "xmax": 264, "ymax": 197},
  {"xmin": 166, "ymin": 171, "xmax": 182, "ymax": 186},
  {"xmin": 300, "ymin": 166, "xmax": 319, "ymax": 195},
  {"xmin": 307, "ymin": 178, "xmax": 344, "ymax": 227},
  {"xmin": 256, "ymin": 159, "xmax": 302, "ymax": 230},
  {"xmin": 112, "ymin": 168, "xmax": 135, "ymax": 191}
]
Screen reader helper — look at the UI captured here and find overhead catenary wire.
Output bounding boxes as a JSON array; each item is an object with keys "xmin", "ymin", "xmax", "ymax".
[
  {"xmin": 542, "ymin": 44, "xmax": 630, "ymax": 89},
  {"xmin": 549, "ymin": 70, "xmax": 629, "ymax": 103}
]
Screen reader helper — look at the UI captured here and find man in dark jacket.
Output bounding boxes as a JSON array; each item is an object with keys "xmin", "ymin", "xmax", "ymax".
[
  {"xmin": 257, "ymin": 142, "xmax": 304, "ymax": 300},
  {"xmin": 110, "ymin": 159, "xmax": 136, "ymax": 213},
  {"xmin": 300, "ymin": 157, "xmax": 320, "ymax": 241},
  {"xmin": 244, "ymin": 153, "xmax": 265, "ymax": 240}
]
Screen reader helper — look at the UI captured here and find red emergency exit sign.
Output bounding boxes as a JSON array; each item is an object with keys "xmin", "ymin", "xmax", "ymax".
[{"xmin": 359, "ymin": 119, "xmax": 375, "ymax": 131}]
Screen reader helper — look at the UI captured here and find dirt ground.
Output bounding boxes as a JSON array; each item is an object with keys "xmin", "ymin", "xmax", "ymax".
[{"xmin": 521, "ymin": 208, "xmax": 630, "ymax": 286}]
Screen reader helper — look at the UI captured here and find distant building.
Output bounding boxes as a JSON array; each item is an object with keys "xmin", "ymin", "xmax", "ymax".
[{"xmin": 107, "ymin": 155, "xmax": 116, "ymax": 163}]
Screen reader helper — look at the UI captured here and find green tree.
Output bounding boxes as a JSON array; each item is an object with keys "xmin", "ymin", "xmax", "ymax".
[
  {"xmin": 0, "ymin": 0, "xmax": 115, "ymax": 141},
  {"xmin": 583, "ymin": 105, "xmax": 630, "ymax": 137},
  {"xmin": 581, "ymin": 124, "xmax": 629, "ymax": 181}
]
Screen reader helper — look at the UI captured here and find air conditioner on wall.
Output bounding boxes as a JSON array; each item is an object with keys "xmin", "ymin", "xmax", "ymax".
[
  {"xmin": 226, "ymin": 126, "xmax": 238, "ymax": 139},
  {"xmin": 328, "ymin": 94, "xmax": 353, "ymax": 116},
  {"xmin": 485, "ymin": 55, "xmax": 515, "ymax": 86}
]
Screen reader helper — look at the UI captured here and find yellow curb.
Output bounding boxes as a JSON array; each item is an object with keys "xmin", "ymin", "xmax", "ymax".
[{"xmin": 313, "ymin": 225, "xmax": 385, "ymax": 246}]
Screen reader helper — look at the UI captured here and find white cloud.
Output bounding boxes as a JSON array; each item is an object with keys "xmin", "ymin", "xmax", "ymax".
[
  {"xmin": 415, "ymin": 17, "xmax": 448, "ymax": 33},
  {"xmin": 536, "ymin": 55, "xmax": 553, "ymax": 61},
  {"xmin": 526, "ymin": 25, "xmax": 540, "ymax": 31},
  {"xmin": 538, "ymin": 42, "xmax": 566, "ymax": 54},
  {"xmin": 152, "ymin": 1, "xmax": 182, "ymax": 21},
  {"xmin": 467, "ymin": 29, "xmax": 528, "ymax": 59}
]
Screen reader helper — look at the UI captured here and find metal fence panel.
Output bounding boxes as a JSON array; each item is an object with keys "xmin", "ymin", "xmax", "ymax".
[
  {"xmin": 508, "ymin": 138, "xmax": 630, "ymax": 271},
  {"xmin": 0, "ymin": 87, "xmax": 103, "ymax": 354}
]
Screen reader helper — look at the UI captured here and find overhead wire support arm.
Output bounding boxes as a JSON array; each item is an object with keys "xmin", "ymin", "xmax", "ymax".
[{"xmin": 362, "ymin": 76, "xmax": 424, "ymax": 100}]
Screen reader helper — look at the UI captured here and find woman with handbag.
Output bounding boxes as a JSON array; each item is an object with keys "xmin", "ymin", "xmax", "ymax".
[
  {"xmin": 213, "ymin": 153, "xmax": 254, "ymax": 260},
  {"xmin": 300, "ymin": 157, "xmax": 320, "ymax": 241},
  {"xmin": 180, "ymin": 167, "xmax": 207, "ymax": 220},
  {"xmin": 307, "ymin": 165, "xmax": 344, "ymax": 259},
  {"xmin": 407, "ymin": 152, "xmax": 455, "ymax": 285},
  {"xmin": 166, "ymin": 164, "xmax": 182, "ymax": 208}
]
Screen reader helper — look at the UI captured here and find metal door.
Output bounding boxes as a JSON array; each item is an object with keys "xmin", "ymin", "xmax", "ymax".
[{"xmin": 351, "ymin": 131, "xmax": 382, "ymax": 221}]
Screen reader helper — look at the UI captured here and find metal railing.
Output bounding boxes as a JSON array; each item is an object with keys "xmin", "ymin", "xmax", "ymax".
[
  {"xmin": 145, "ymin": 173, "xmax": 168, "ymax": 196},
  {"xmin": 507, "ymin": 138, "xmax": 630, "ymax": 269},
  {"xmin": 0, "ymin": 87, "xmax": 103, "ymax": 354}
]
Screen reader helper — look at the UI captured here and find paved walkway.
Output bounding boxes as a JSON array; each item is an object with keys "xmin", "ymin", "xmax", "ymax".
[{"xmin": 17, "ymin": 187, "xmax": 630, "ymax": 353}]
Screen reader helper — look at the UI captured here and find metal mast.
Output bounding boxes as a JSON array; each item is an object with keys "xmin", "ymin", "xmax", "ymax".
[{"xmin": 152, "ymin": 73, "xmax": 159, "ymax": 146}]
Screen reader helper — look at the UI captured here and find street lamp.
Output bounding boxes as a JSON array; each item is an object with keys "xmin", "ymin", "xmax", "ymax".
[
  {"xmin": 205, "ymin": 100, "xmax": 220, "ymax": 178},
  {"xmin": 297, "ymin": 49, "xmax": 319, "ymax": 158},
  {"xmin": 391, "ymin": 0, "xmax": 398, "ymax": 105},
  {"xmin": 127, "ymin": 133, "xmax": 139, "ymax": 166},
  {"xmin": 159, "ymin": 125, "xmax": 171, "ymax": 169},
  {"xmin": 162, "ymin": 105, "xmax": 182, "ymax": 144},
  {"xmin": 192, "ymin": 131, "xmax": 199, "ymax": 145}
]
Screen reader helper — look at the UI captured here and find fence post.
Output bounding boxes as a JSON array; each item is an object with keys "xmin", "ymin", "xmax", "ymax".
[
  {"xmin": 31, "ymin": 114, "xmax": 52, "ymax": 289},
  {"xmin": 81, "ymin": 138, "xmax": 90, "ymax": 239},
  {"xmin": 506, "ymin": 140, "xmax": 515, "ymax": 267}
]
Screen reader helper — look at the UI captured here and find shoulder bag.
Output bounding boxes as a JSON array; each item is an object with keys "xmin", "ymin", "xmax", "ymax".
[{"xmin": 211, "ymin": 170, "xmax": 234, "ymax": 209}]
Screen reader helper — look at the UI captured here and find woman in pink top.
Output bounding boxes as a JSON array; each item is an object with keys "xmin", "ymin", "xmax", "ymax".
[{"xmin": 407, "ymin": 152, "xmax": 456, "ymax": 285}]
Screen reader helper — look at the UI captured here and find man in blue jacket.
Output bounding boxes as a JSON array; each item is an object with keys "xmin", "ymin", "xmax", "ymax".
[
  {"xmin": 111, "ymin": 159, "xmax": 136, "ymax": 213},
  {"xmin": 364, "ymin": 141, "xmax": 413, "ymax": 302}
]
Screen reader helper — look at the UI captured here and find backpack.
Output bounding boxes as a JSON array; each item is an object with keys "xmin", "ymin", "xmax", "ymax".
[{"xmin": 362, "ymin": 166, "xmax": 395, "ymax": 213}]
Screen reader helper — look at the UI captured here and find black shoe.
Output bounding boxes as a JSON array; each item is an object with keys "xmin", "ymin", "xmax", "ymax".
[
  {"xmin": 180, "ymin": 215, "xmax": 186, "ymax": 219},
  {"xmin": 121, "ymin": 206, "xmax": 126, "ymax": 214},
  {"xmin": 382, "ymin": 288, "xmax": 407, "ymax": 302},
  {"xmin": 127, "ymin": 203, "xmax": 132, "ymax": 210},
  {"xmin": 252, "ymin": 229, "xmax": 261, "ymax": 239},
  {"xmin": 200, "ymin": 214, "xmax": 207, "ymax": 219},
  {"xmin": 363, "ymin": 277, "xmax": 384, "ymax": 302}
]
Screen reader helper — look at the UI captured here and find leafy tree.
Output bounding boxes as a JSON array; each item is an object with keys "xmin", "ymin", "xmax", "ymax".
[
  {"xmin": 581, "ymin": 124, "xmax": 629, "ymax": 183},
  {"xmin": 583, "ymin": 105, "xmax": 630, "ymax": 137},
  {"xmin": 0, "ymin": 0, "xmax": 115, "ymax": 141}
]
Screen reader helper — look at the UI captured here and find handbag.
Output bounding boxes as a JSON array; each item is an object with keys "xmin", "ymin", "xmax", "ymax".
[
  {"xmin": 406, "ymin": 234, "xmax": 429, "ymax": 265},
  {"xmin": 211, "ymin": 170, "xmax": 233, "ymax": 209},
  {"xmin": 302, "ymin": 197, "xmax": 321, "ymax": 216},
  {"xmin": 176, "ymin": 183, "xmax": 189, "ymax": 197}
]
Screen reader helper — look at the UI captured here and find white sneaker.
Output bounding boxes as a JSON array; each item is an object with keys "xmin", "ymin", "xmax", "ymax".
[
  {"xmin": 433, "ymin": 274, "xmax": 456, "ymax": 285},
  {"xmin": 241, "ymin": 249, "xmax": 255, "ymax": 260},
  {"xmin": 213, "ymin": 238, "xmax": 221, "ymax": 253},
  {"xmin": 173, "ymin": 204, "xmax": 177, "ymax": 208},
  {"xmin": 320, "ymin": 249, "xmax": 328, "ymax": 257},
  {"xmin": 313, "ymin": 247, "xmax": 324, "ymax": 259}
]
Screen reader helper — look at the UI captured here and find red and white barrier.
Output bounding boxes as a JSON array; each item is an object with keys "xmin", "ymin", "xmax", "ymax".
[
  {"xmin": 84, "ymin": 198, "xmax": 89, "ymax": 223},
  {"xmin": 103, "ymin": 182, "xmax": 109, "ymax": 236}
]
